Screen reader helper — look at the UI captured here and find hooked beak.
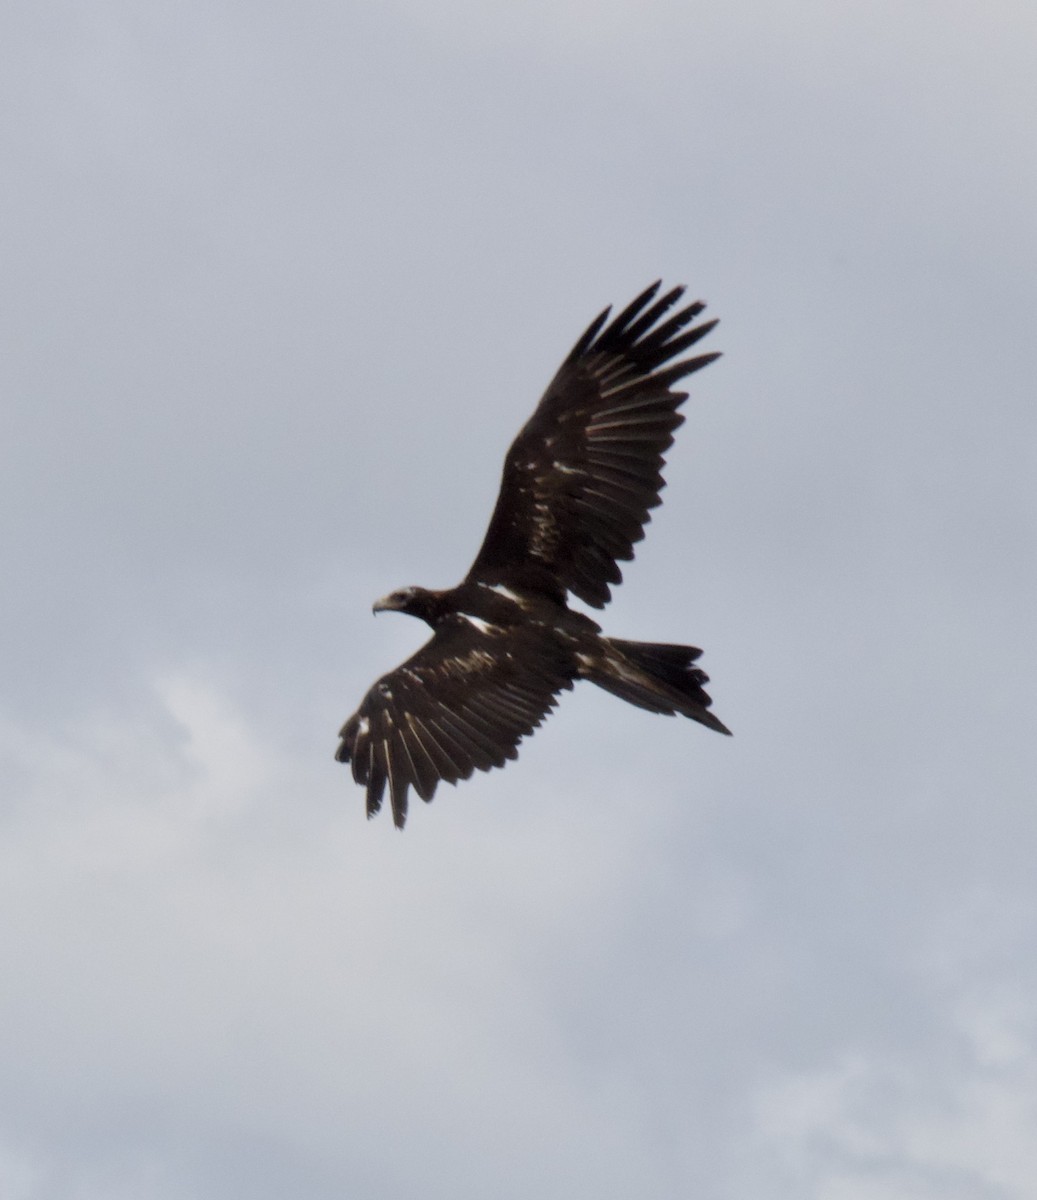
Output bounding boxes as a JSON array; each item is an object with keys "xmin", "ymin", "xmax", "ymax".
[{"xmin": 372, "ymin": 594, "xmax": 397, "ymax": 615}]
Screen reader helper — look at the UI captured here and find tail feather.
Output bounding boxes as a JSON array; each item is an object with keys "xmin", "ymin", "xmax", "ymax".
[{"xmin": 585, "ymin": 637, "xmax": 731, "ymax": 735}]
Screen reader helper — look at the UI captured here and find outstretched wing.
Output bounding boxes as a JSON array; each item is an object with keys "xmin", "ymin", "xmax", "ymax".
[
  {"xmin": 336, "ymin": 616, "xmax": 573, "ymax": 828},
  {"xmin": 466, "ymin": 282, "xmax": 719, "ymax": 608}
]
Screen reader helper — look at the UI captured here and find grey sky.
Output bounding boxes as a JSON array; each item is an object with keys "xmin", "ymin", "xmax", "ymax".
[{"xmin": 2, "ymin": 2, "xmax": 1036, "ymax": 1197}]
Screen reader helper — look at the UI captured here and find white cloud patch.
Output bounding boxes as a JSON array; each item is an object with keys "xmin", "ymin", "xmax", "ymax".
[
  {"xmin": 752, "ymin": 990, "xmax": 1037, "ymax": 1199},
  {"xmin": 0, "ymin": 678, "xmax": 693, "ymax": 1197}
]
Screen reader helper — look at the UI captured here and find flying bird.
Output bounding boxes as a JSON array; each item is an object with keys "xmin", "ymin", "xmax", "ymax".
[{"xmin": 337, "ymin": 281, "xmax": 730, "ymax": 827}]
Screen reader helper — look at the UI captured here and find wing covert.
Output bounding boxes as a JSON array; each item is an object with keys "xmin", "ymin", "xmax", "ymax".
[
  {"xmin": 466, "ymin": 282, "xmax": 719, "ymax": 608},
  {"xmin": 335, "ymin": 617, "xmax": 572, "ymax": 828}
]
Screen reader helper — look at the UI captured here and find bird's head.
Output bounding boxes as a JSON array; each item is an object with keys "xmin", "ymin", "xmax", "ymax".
[{"xmin": 372, "ymin": 586, "xmax": 440, "ymax": 623}]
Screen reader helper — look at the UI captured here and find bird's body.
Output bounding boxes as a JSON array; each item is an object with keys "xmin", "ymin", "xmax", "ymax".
[{"xmin": 337, "ymin": 282, "xmax": 729, "ymax": 827}]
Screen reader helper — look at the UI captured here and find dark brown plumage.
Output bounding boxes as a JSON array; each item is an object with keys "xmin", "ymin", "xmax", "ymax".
[{"xmin": 337, "ymin": 282, "xmax": 729, "ymax": 827}]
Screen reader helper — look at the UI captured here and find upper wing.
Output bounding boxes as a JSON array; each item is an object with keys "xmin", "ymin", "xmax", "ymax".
[
  {"xmin": 336, "ymin": 616, "xmax": 573, "ymax": 828},
  {"xmin": 466, "ymin": 282, "xmax": 719, "ymax": 608}
]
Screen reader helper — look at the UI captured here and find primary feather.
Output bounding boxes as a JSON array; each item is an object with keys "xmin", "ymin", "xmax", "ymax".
[{"xmin": 467, "ymin": 281, "xmax": 719, "ymax": 607}]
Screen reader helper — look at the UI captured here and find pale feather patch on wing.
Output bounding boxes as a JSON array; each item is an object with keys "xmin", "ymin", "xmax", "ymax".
[
  {"xmin": 457, "ymin": 613, "xmax": 501, "ymax": 636},
  {"xmin": 481, "ymin": 582, "xmax": 526, "ymax": 603},
  {"xmin": 336, "ymin": 620, "xmax": 571, "ymax": 827}
]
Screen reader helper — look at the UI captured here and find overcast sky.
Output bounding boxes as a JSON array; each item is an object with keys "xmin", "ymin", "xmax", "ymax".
[{"xmin": 2, "ymin": 2, "xmax": 1036, "ymax": 1198}]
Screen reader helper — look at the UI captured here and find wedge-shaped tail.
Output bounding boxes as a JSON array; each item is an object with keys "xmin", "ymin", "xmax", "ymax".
[{"xmin": 582, "ymin": 637, "xmax": 731, "ymax": 735}]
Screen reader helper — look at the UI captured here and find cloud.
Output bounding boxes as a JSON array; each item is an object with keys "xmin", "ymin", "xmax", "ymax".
[{"xmin": 752, "ymin": 992, "xmax": 1037, "ymax": 1198}]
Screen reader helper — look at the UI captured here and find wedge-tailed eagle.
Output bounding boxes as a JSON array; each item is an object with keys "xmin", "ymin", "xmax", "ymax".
[{"xmin": 337, "ymin": 281, "xmax": 730, "ymax": 827}]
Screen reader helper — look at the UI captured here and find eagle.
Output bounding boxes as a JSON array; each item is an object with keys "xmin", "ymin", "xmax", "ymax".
[{"xmin": 337, "ymin": 281, "xmax": 730, "ymax": 827}]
